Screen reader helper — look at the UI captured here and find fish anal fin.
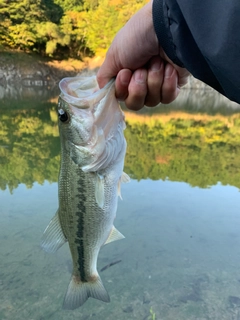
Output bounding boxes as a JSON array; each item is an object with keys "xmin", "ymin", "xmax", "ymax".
[
  {"xmin": 105, "ymin": 226, "xmax": 125, "ymax": 245},
  {"xmin": 63, "ymin": 274, "xmax": 110, "ymax": 310},
  {"xmin": 95, "ymin": 173, "xmax": 104, "ymax": 208},
  {"xmin": 41, "ymin": 210, "xmax": 67, "ymax": 253}
]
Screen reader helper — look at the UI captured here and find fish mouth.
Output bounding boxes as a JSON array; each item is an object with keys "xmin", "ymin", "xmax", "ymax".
[{"xmin": 59, "ymin": 76, "xmax": 115, "ymax": 110}]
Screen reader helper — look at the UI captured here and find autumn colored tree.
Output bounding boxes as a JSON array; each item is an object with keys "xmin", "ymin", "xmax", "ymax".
[{"xmin": 0, "ymin": 0, "xmax": 147, "ymax": 56}]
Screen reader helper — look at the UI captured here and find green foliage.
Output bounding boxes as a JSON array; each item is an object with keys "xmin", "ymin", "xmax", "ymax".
[
  {"xmin": 8, "ymin": 23, "xmax": 37, "ymax": 49},
  {"xmin": 36, "ymin": 22, "xmax": 70, "ymax": 55},
  {"xmin": 80, "ymin": 0, "xmax": 120, "ymax": 54},
  {"xmin": 0, "ymin": 0, "xmax": 148, "ymax": 56},
  {"xmin": 41, "ymin": 0, "xmax": 64, "ymax": 24},
  {"xmin": 54, "ymin": 0, "xmax": 84, "ymax": 12}
]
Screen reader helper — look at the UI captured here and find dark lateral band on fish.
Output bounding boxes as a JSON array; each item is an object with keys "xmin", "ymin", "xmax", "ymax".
[
  {"xmin": 75, "ymin": 174, "xmax": 87, "ymax": 282},
  {"xmin": 100, "ymin": 260, "xmax": 122, "ymax": 272}
]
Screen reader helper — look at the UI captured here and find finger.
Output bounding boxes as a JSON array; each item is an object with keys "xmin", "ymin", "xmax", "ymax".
[
  {"xmin": 177, "ymin": 68, "xmax": 190, "ymax": 88},
  {"xmin": 115, "ymin": 69, "xmax": 132, "ymax": 101},
  {"xmin": 97, "ymin": 49, "xmax": 120, "ymax": 88},
  {"xmin": 145, "ymin": 56, "xmax": 164, "ymax": 107},
  {"xmin": 161, "ymin": 64, "xmax": 180, "ymax": 104},
  {"xmin": 125, "ymin": 69, "xmax": 148, "ymax": 111},
  {"xmin": 159, "ymin": 47, "xmax": 189, "ymax": 89}
]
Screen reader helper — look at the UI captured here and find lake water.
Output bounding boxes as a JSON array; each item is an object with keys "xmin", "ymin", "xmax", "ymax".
[{"xmin": 1, "ymin": 82, "xmax": 240, "ymax": 320}]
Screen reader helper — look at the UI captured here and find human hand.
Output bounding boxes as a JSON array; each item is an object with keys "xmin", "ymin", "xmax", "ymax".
[{"xmin": 97, "ymin": 0, "xmax": 189, "ymax": 110}]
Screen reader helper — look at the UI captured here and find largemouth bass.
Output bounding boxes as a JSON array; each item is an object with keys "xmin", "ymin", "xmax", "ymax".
[{"xmin": 41, "ymin": 75, "xmax": 129, "ymax": 309}]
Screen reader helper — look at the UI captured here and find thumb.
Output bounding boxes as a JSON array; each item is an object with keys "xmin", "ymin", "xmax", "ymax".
[{"xmin": 97, "ymin": 49, "xmax": 120, "ymax": 88}]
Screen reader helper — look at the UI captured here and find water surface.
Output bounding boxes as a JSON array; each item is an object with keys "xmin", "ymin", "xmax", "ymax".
[{"xmin": 1, "ymin": 84, "xmax": 240, "ymax": 320}]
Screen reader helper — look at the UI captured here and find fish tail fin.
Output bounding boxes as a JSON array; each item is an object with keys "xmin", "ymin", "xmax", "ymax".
[{"xmin": 63, "ymin": 275, "xmax": 110, "ymax": 309}]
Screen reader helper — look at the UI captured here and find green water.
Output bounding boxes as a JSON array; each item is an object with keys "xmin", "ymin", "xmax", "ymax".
[{"xmin": 1, "ymin": 86, "xmax": 240, "ymax": 319}]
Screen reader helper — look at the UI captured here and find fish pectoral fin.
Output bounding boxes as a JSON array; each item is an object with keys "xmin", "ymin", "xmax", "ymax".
[
  {"xmin": 117, "ymin": 178, "xmax": 122, "ymax": 200},
  {"xmin": 70, "ymin": 144, "xmax": 91, "ymax": 165},
  {"xmin": 41, "ymin": 210, "xmax": 67, "ymax": 253},
  {"xmin": 81, "ymin": 128, "xmax": 106, "ymax": 172},
  {"xmin": 104, "ymin": 226, "xmax": 125, "ymax": 245},
  {"xmin": 95, "ymin": 173, "xmax": 105, "ymax": 209},
  {"xmin": 63, "ymin": 274, "xmax": 110, "ymax": 310},
  {"xmin": 121, "ymin": 172, "xmax": 131, "ymax": 183}
]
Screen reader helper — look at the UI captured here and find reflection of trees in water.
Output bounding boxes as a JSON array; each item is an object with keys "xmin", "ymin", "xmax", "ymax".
[
  {"xmin": 124, "ymin": 112, "xmax": 240, "ymax": 188},
  {"xmin": 0, "ymin": 84, "xmax": 59, "ymax": 104},
  {"xmin": 1, "ymin": 103, "xmax": 240, "ymax": 191},
  {"xmin": 0, "ymin": 103, "xmax": 60, "ymax": 192}
]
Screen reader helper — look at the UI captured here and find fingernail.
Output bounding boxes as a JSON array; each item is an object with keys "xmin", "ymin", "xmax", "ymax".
[
  {"xmin": 134, "ymin": 70, "xmax": 147, "ymax": 84},
  {"xmin": 150, "ymin": 59, "xmax": 162, "ymax": 72},
  {"xmin": 165, "ymin": 65, "xmax": 174, "ymax": 79}
]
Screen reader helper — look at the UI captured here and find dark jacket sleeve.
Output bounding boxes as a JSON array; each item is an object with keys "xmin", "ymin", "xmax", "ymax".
[{"xmin": 152, "ymin": 0, "xmax": 240, "ymax": 103}]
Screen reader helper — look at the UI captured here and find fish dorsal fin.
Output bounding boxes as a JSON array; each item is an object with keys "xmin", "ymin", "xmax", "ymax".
[
  {"xmin": 121, "ymin": 172, "xmax": 130, "ymax": 183},
  {"xmin": 95, "ymin": 173, "xmax": 104, "ymax": 209},
  {"xmin": 104, "ymin": 226, "xmax": 125, "ymax": 245},
  {"xmin": 41, "ymin": 210, "xmax": 67, "ymax": 253}
]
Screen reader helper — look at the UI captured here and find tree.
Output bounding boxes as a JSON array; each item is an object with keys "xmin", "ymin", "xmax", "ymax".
[{"xmin": 36, "ymin": 22, "xmax": 70, "ymax": 55}]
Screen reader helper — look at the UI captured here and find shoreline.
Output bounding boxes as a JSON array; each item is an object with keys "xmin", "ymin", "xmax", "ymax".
[
  {"xmin": 0, "ymin": 50, "xmax": 105, "ymax": 87},
  {"xmin": 0, "ymin": 50, "xmax": 239, "ymax": 113}
]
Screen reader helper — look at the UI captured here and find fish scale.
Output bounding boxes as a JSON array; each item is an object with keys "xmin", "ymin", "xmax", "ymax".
[{"xmin": 41, "ymin": 76, "xmax": 130, "ymax": 309}]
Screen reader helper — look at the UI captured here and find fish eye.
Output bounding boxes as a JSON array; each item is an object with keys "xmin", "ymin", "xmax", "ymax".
[{"xmin": 58, "ymin": 109, "xmax": 69, "ymax": 123}]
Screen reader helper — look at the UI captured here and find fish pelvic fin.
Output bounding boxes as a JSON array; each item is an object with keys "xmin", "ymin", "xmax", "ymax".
[
  {"xmin": 41, "ymin": 210, "xmax": 67, "ymax": 253},
  {"xmin": 63, "ymin": 274, "xmax": 110, "ymax": 310}
]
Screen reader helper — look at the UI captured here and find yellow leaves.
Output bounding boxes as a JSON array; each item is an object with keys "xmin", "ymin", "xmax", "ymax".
[
  {"xmin": 43, "ymin": 124, "xmax": 59, "ymax": 137},
  {"xmin": 115, "ymin": 0, "xmax": 148, "ymax": 24},
  {"xmin": 8, "ymin": 22, "xmax": 36, "ymax": 49},
  {"xmin": 49, "ymin": 109, "xmax": 58, "ymax": 123},
  {"xmin": 17, "ymin": 117, "xmax": 42, "ymax": 134},
  {"xmin": 204, "ymin": 135, "xmax": 222, "ymax": 144},
  {"xmin": 162, "ymin": 123, "xmax": 176, "ymax": 137}
]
